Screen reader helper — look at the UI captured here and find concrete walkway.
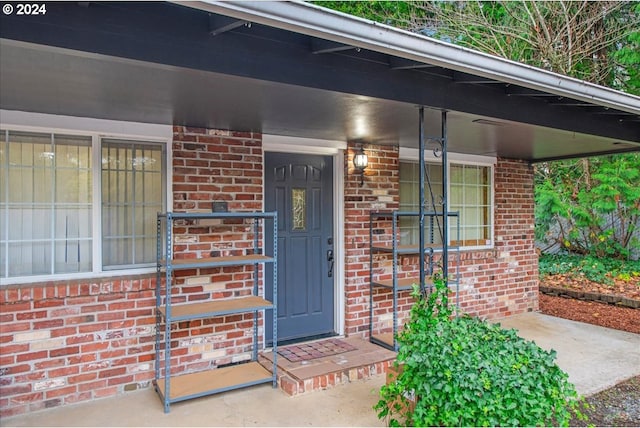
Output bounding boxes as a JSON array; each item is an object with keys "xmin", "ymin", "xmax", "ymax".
[
  {"xmin": 3, "ymin": 313, "xmax": 639, "ymax": 427},
  {"xmin": 498, "ymin": 312, "xmax": 640, "ymax": 396}
]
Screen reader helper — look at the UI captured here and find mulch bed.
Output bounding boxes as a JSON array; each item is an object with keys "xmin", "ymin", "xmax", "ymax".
[
  {"xmin": 539, "ymin": 274, "xmax": 639, "ymax": 426},
  {"xmin": 539, "ymin": 273, "xmax": 639, "ymax": 334},
  {"xmin": 539, "ymin": 293, "xmax": 640, "ymax": 334}
]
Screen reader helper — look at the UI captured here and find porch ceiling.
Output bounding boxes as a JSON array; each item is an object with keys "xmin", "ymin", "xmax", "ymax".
[{"xmin": 1, "ymin": 2, "xmax": 639, "ymax": 162}]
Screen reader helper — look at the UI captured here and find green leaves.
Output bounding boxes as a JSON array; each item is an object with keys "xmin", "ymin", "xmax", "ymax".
[
  {"xmin": 539, "ymin": 253, "xmax": 640, "ymax": 285},
  {"xmin": 374, "ymin": 277, "xmax": 586, "ymax": 426},
  {"xmin": 535, "ymin": 154, "xmax": 640, "ymax": 260}
]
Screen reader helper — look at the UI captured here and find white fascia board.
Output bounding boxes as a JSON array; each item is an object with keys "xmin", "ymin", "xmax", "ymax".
[
  {"xmin": 263, "ymin": 134, "xmax": 346, "ymax": 155},
  {"xmin": 179, "ymin": 1, "xmax": 640, "ymax": 116},
  {"xmin": 399, "ymin": 147, "xmax": 496, "ymax": 165}
]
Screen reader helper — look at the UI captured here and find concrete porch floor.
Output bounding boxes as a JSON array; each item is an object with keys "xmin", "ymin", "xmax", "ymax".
[{"xmin": 3, "ymin": 312, "xmax": 639, "ymax": 427}]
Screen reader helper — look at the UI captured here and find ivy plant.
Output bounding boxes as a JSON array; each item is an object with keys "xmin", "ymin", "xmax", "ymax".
[{"xmin": 375, "ymin": 277, "xmax": 586, "ymax": 426}]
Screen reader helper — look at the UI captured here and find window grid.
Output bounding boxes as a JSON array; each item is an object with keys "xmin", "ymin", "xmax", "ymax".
[
  {"xmin": 101, "ymin": 139, "xmax": 163, "ymax": 269},
  {"xmin": 450, "ymin": 164, "xmax": 491, "ymax": 247},
  {"xmin": 1, "ymin": 131, "xmax": 93, "ymax": 278},
  {"xmin": 399, "ymin": 161, "xmax": 492, "ymax": 248},
  {"xmin": 1, "ymin": 128, "xmax": 166, "ymax": 281},
  {"xmin": 399, "ymin": 161, "xmax": 444, "ymax": 246}
]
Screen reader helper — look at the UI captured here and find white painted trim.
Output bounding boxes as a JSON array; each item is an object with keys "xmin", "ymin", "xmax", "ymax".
[
  {"xmin": 263, "ymin": 134, "xmax": 346, "ymax": 155},
  {"xmin": 263, "ymin": 137, "xmax": 346, "ymax": 337},
  {"xmin": 0, "ymin": 110, "xmax": 172, "ymax": 284},
  {"xmin": 1, "ymin": 110, "xmax": 172, "ymax": 141},
  {"xmin": 399, "ymin": 149, "xmax": 496, "ymax": 250},
  {"xmin": 333, "ymin": 150, "xmax": 345, "ymax": 336},
  {"xmin": 92, "ymin": 135, "xmax": 102, "ymax": 275},
  {"xmin": 399, "ymin": 147, "xmax": 496, "ymax": 165},
  {"xmin": 0, "ymin": 267, "xmax": 157, "ymax": 286}
]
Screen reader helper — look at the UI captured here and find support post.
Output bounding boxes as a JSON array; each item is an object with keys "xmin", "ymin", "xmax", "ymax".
[
  {"xmin": 441, "ymin": 111, "xmax": 449, "ymax": 284},
  {"xmin": 418, "ymin": 107, "xmax": 426, "ymax": 295}
]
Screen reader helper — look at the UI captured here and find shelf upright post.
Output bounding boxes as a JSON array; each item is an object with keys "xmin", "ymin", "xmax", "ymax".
[
  {"xmin": 368, "ymin": 212, "xmax": 374, "ymax": 342},
  {"xmin": 155, "ymin": 215, "xmax": 162, "ymax": 386},
  {"xmin": 252, "ymin": 216, "xmax": 259, "ymax": 362},
  {"xmin": 392, "ymin": 212, "xmax": 398, "ymax": 351},
  {"xmin": 271, "ymin": 212, "xmax": 278, "ymax": 388},
  {"xmin": 163, "ymin": 212, "xmax": 173, "ymax": 413}
]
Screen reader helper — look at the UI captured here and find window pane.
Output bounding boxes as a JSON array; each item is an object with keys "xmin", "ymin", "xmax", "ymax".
[
  {"xmin": 102, "ymin": 139, "xmax": 164, "ymax": 268},
  {"xmin": 399, "ymin": 161, "xmax": 492, "ymax": 247},
  {"xmin": 449, "ymin": 164, "xmax": 492, "ymax": 246},
  {"xmin": 398, "ymin": 161, "xmax": 443, "ymax": 245},
  {"xmin": 1, "ymin": 131, "xmax": 92, "ymax": 278}
]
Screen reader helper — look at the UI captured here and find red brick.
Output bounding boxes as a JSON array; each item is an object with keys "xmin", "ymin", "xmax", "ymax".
[
  {"xmin": 98, "ymin": 367, "xmax": 126, "ymax": 379},
  {"xmin": 34, "ymin": 358, "xmax": 65, "ymax": 370},
  {"xmin": 1, "ymin": 322, "xmax": 30, "ymax": 333},
  {"xmin": 48, "ymin": 366, "xmax": 80, "ymax": 378},
  {"xmin": 9, "ymin": 392, "xmax": 44, "ymax": 405},
  {"xmin": 16, "ymin": 351, "xmax": 48, "ymax": 363},
  {"xmin": 77, "ymin": 380, "xmax": 107, "ymax": 392},
  {"xmin": 49, "ymin": 346, "xmax": 79, "ymax": 358},
  {"xmin": 45, "ymin": 385, "xmax": 77, "ymax": 399},
  {"xmin": 93, "ymin": 386, "xmax": 118, "ymax": 398},
  {"xmin": 33, "ymin": 299, "xmax": 64, "ymax": 309}
]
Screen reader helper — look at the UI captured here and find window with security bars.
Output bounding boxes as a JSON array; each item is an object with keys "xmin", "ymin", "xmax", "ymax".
[
  {"xmin": 1, "ymin": 129, "xmax": 165, "ymax": 280},
  {"xmin": 399, "ymin": 161, "xmax": 492, "ymax": 248},
  {"xmin": 101, "ymin": 139, "xmax": 164, "ymax": 269}
]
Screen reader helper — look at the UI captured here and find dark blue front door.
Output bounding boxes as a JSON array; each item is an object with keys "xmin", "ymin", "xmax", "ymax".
[{"xmin": 265, "ymin": 152, "xmax": 334, "ymax": 343}]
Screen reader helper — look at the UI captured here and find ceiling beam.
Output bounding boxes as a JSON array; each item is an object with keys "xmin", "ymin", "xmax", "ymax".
[
  {"xmin": 505, "ymin": 86, "xmax": 558, "ymax": 97},
  {"xmin": 389, "ymin": 57, "xmax": 436, "ymax": 70},
  {"xmin": 310, "ymin": 38, "xmax": 356, "ymax": 54},
  {"xmin": 208, "ymin": 14, "xmax": 248, "ymax": 36},
  {"xmin": 453, "ymin": 71, "xmax": 503, "ymax": 84}
]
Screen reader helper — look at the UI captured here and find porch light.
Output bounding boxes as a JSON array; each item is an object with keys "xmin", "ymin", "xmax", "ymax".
[{"xmin": 353, "ymin": 146, "xmax": 368, "ymax": 186}]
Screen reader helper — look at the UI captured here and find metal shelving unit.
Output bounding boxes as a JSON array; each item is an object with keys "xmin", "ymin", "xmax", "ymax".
[
  {"xmin": 154, "ymin": 211, "xmax": 277, "ymax": 413},
  {"xmin": 369, "ymin": 210, "xmax": 460, "ymax": 351}
]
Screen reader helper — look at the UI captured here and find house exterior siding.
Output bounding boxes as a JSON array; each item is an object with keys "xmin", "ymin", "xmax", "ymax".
[{"xmin": 0, "ymin": 128, "xmax": 538, "ymax": 417}]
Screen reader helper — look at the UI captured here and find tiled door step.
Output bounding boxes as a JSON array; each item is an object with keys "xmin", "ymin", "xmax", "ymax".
[{"xmin": 259, "ymin": 336, "xmax": 396, "ymax": 396}]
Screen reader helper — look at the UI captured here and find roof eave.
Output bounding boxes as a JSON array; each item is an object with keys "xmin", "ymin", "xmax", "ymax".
[{"xmin": 179, "ymin": 0, "xmax": 640, "ymax": 116}]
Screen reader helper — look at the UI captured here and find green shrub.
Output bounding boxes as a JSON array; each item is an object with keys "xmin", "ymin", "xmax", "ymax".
[
  {"xmin": 375, "ymin": 278, "xmax": 585, "ymax": 427},
  {"xmin": 539, "ymin": 254, "xmax": 640, "ymax": 285}
]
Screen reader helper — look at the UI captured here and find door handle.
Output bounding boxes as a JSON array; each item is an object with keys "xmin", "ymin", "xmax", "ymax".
[{"xmin": 327, "ymin": 249, "xmax": 334, "ymax": 278}]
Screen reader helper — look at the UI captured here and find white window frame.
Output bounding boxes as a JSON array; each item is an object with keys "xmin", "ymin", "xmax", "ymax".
[
  {"xmin": 399, "ymin": 147, "xmax": 496, "ymax": 251},
  {"xmin": 0, "ymin": 110, "xmax": 172, "ymax": 285}
]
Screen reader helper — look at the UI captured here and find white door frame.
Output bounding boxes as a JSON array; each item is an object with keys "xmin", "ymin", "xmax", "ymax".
[{"xmin": 263, "ymin": 134, "xmax": 346, "ymax": 336}]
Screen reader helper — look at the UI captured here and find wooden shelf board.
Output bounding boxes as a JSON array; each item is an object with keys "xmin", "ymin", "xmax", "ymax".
[
  {"xmin": 158, "ymin": 296, "xmax": 273, "ymax": 321},
  {"xmin": 371, "ymin": 333, "xmax": 395, "ymax": 349},
  {"xmin": 373, "ymin": 277, "xmax": 419, "ymax": 290},
  {"xmin": 372, "ymin": 244, "xmax": 438, "ymax": 254},
  {"xmin": 156, "ymin": 362, "xmax": 272, "ymax": 401},
  {"xmin": 160, "ymin": 255, "xmax": 273, "ymax": 269}
]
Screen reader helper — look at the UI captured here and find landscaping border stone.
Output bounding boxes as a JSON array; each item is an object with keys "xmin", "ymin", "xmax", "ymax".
[{"xmin": 539, "ymin": 285, "xmax": 640, "ymax": 309}]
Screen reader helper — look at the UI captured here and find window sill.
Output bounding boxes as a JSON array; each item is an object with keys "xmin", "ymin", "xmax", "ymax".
[{"xmin": 1, "ymin": 267, "xmax": 157, "ymax": 287}]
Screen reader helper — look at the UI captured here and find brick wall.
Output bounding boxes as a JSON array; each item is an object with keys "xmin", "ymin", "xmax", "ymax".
[
  {"xmin": 343, "ymin": 154, "xmax": 538, "ymax": 338},
  {"xmin": 165, "ymin": 126, "xmax": 265, "ymax": 375},
  {"xmin": 0, "ymin": 276, "xmax": 156, "ymax": 418},
  {"xmin": 343, "ymin": 142, "xmax": 407, "ymax": 337},
  {"xmin": 456, "ymin": 158, "xmax": 538, "ymax": 317},
  {"xmin": 0, "ymin": 127, "xmax": 265, "ymax": 418},
  {"xmin": 1, "ymin": 131, "xmax": 537, "ymax": 417}
]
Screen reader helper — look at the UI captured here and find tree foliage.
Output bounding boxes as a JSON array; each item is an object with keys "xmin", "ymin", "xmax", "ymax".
[
  {"xmin": 315, "ymin": 1, "xmax": 640, "ymax": 257},
  {"xmin": 315, "ymin": 1, "xmax": 639, "ymax": 89},
  {"xmin": 535, "ymin": 154, "xmax": 640, "ymax": 260}
]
